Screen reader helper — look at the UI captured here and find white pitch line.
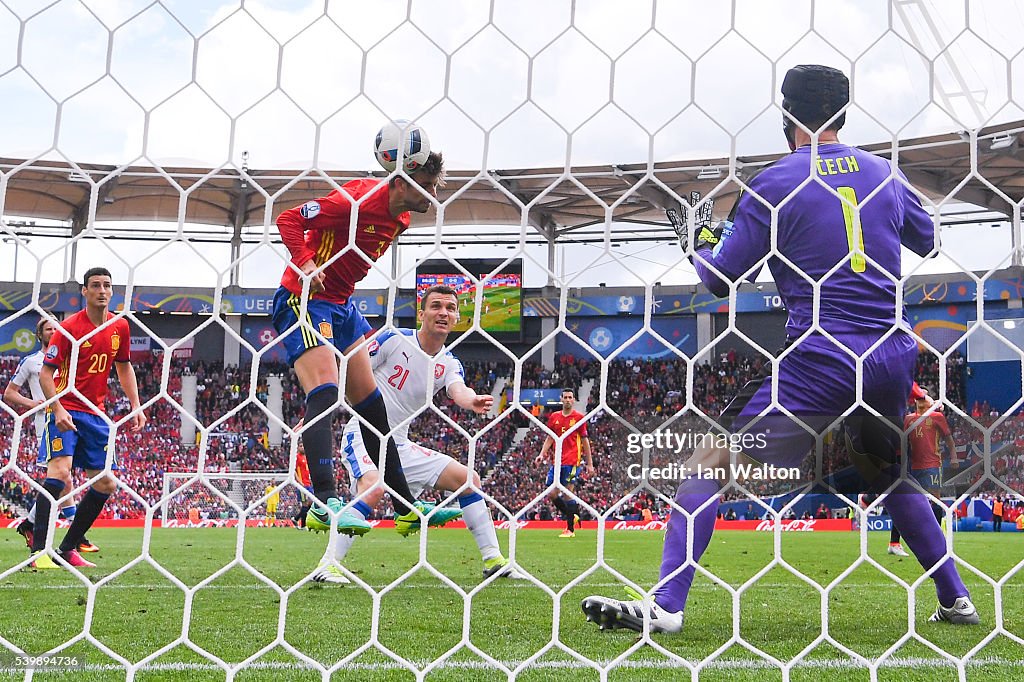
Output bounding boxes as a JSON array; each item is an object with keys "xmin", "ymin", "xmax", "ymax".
[
  {"xmin": 0, "ymin": 581, "xmax": 1018, "ymax": 591},
  {"xmin": 7, "ymin": 655, "xmax": 1022, "ymax": 674}
]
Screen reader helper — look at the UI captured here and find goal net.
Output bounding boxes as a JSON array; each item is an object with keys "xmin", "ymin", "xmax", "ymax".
[
  {"xmin": 0, "ymin": 0, "xmax": 1020, "ymax": 679},
  {"xmin": 160, "ymin": 472, "xmax": 292, "ymax": 527}
]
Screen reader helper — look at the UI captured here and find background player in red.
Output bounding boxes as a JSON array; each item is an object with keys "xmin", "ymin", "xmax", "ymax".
[
  {"xmin": 885, "ymin": 382, "xmax": 955, "ymax": 556},
  {"xmin": 272, "ymin": 150, "xmax": 454, "ymax": 536},
  {"xmin": 291, "ymin": 442, "xmax": 314, "ymax": 529},
  {"xmin": 535, "ymin": 388, "xmax": 593, "ymax": 538},
  {"xmin": 905, "ymin": 384, "xmax": 956, "ymax": 524},
  {"xmin": 31, "ymin": 267, "xmax": 146, "ymax": 569}
]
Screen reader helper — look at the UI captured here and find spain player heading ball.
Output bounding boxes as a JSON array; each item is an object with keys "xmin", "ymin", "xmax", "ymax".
[
  {"xmin": 535, "ymin": 388, "xmax": 593, "ymax": 538},
  {"xmin": 31, "ymin": 267, "xmax": 146, "ymax": 569},
  {"xmin": 583, "ymin": 65, "xmax": 978, "ymax": 632},
  {"xmin": 312, "ymin": 285, "xmax": 524, "ymax": 583},
  {"xmin": 273, "ymin": 126, "xmax": 454, "ymax": 536}
]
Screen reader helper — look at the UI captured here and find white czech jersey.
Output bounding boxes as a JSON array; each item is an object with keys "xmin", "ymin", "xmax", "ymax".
[
  {"xmin": 11, "ymin": 349, "xmax": 45, "ymax": 432},
  {"xmin": 343, "ymin": 328, "xmax": 465, "ymax": 445}
]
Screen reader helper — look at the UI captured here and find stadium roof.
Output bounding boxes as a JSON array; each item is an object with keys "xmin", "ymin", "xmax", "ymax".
[{"xmin": 3, "ymin": 119, "xmax": 1024, "ymax": 247}]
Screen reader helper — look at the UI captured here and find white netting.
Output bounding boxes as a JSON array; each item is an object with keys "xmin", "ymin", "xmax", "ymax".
[
  {"xmin": 0, "ymin": 0, "xmax": 1022, "ymax": 680},
  {"xmin": 160, "ymin": 472, "xmax": 291, "ymax": 527}
]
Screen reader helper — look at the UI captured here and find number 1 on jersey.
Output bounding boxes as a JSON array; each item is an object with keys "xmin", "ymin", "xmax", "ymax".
[
  {"xmin": 837, "ymin": 186, "xmax": 866, "ymax": 273},
  {"xmin": 388, "ymin": 364, "xmax": 409, "ymax": 390}
]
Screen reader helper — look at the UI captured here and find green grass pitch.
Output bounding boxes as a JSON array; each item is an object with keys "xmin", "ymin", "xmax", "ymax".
[
  {"xmin": 453, "ymin": 285, "xmax": 520, "ymax": 333},
  {"xmin": 1, "ymin": 527, "xmax": 1022, "ymax": 680}
]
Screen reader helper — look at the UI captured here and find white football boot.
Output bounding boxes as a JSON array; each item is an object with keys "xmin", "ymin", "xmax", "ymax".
[
  {"xmin": 581, "ymin": 587, "xmax": 683, "ymax": 633},
  {"xmin": 929, "ymin": 596, "xmax": 980, "ymax": 625}
]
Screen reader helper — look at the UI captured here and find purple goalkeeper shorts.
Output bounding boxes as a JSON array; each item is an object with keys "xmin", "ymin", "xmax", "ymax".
[{"xmin": 718, "ymin": 330, "xmax": 917, "ymax": 470}]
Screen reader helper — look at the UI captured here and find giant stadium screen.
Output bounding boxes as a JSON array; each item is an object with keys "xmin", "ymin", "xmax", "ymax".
[{"xmin": 415, "ymin": 259, "xmax": 522, "ymax": 335}]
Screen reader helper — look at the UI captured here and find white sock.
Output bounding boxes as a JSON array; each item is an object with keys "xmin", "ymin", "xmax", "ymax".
[
  {"xmin": 26, "ymin": 503, "xmax": 37, "ymax": 524},
  {"xmin": 325, "ymin": 504, "xmax": 369, "ymax": 563},
  {"xmin": 459, "ymin": 492, "xmax": 500, "ymax": 562}
]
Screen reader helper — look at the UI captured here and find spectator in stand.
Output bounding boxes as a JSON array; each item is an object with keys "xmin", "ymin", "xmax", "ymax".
[{"xmin": 0, "ymin": 347, "xmax": 989, "ymax": 526}]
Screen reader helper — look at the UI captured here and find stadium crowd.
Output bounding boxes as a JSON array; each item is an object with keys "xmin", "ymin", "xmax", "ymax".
[{"xmin": 3, "ymin": 346, "xmax": 1021, "ymax": 525}]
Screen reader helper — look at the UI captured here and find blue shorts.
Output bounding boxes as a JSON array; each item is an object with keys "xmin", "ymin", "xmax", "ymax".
[
  {"xmin": 911, "ymin": 468, "xmax": 941, "ymax": 490},
  {"xmin": 37, "ymin": 409, "xmax": 117, "ymax": 471},
  {"xmin": 546, "ymin": 465, "xmax": 578, "ymax": 487},
  {"xmin": 271, "ymin": 287, "xmax": 372, "ymax": 366}
]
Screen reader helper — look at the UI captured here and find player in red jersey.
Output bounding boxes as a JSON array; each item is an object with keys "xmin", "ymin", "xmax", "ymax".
[
  {"xmin": 884, "ymin": 383, "xmax": 956, "ymax": 557},
  {"xmin": 272, "ymin": 151, "xmax": 456, "ymax": 536},
  {"xmin": 905, "ymin": 388, "xmax": 956, "ymax": 487},
  {"xmin": 31, "ymin": 267, "xmax": 146, "ymax": 569},
  {"xmin": 291, "ymin": 444, "xmax": 314, "ymax": 529},
  {"xmin": 535, "ymin": 388, "xmax": 593, "ymax": 538},
  {"xmin": 905, "ymin": 384, "xmax": 956, "ymax": 522}
]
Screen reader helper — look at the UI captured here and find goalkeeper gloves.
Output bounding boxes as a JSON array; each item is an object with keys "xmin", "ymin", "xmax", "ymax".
[
  {"xmin": 692, "ymin": 222, "xmax": 724, "ymax": 250},
  {"xmin": 666, "ymin": 206, "xmax": 688, "ymax": 251},
  {"xmin": 694, "ymin": 221, "xmax": 729, "ymax": 253},
  {"xmin": 666, "ymin": 193, "xmax": 721, "ymax": 253},
  {"xmin": 667, "ymin": 205, "xmax": 731, "ymax": 255}
]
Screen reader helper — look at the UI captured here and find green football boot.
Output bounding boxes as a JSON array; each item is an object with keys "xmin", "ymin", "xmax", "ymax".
[
  {"xmin": 305, "ymin": 498, "xmax": 372, "ymax": 536},
  {"xmin": 394, "ymin": 501, "xmax": 462, "ymax": 537}
]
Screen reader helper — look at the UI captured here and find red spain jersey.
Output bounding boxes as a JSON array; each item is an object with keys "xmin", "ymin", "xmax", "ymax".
[
  {"xmin": 547, "ymin": 409, "xmax": 588, "ymax": 466},
  {"xmin": 277, "ymin": 179, "xmax": 411, "ymax": 304},
  {"xmin": 44, "ymin": 310, "xmax": 130, "ymax": 415},
  {"xmin": 904, "ymin": 411, "xmax": 951, "ymax": 470},
  {"xmin": 295, "ymin": 451, "xmax": 311, "ymax": 488}
]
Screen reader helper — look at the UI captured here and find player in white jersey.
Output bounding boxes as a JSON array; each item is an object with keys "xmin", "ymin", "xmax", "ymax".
[
  {"xmin": 3, "ymin": 319, "xmax": 98, "ymax": 553},
  {"xmin": 311, "ymin": 285, "xmax": 526, "ymax": 583},
  {"xmin": 5, "ymin": 322, "xmax": 49, "ymax": 432}
]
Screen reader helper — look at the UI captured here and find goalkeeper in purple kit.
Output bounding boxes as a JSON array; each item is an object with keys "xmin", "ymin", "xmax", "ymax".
[{"xmin": 582, "ymin": 65, "xmax": 979, "ymax": 633}]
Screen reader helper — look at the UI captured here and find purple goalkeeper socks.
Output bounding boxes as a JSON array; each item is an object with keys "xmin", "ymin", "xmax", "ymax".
[
  {"xmin": 649, "ymin": 478, "xmax": 968, "ymax": 614},
  {"xmin": 883, "ymin": 484, "xmax": 969, "ymax": 606},
  {"xmin": 652, "ymin": 477, "xmax": 721, "ymax": 614}
]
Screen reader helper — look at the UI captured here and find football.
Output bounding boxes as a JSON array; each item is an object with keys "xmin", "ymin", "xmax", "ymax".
[{"xmin": 374, "ymin": 119, "xmax": 430, "ymax": 173}]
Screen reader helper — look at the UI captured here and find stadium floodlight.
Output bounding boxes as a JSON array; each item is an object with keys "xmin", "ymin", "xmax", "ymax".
[
  {"xmin": 989, "ymin": 133, "xmax": 1016, "ymax": 150},
  {"xmin": 696, "ymin": 165, "xmax": 722, "ymax": 180},
  {"xmin": 0, "ymin": 1, "xmax": 1017, "ymax": 679}
]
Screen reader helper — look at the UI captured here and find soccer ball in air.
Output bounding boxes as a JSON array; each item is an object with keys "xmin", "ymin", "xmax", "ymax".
[{"xmin": 374, "ymin": 119, "xmax": 430, "ymax": 173}]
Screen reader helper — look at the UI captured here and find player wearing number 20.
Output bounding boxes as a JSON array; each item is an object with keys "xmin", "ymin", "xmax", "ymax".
[
  {"xmin": 31, "ymin": 267, "xmax": 146, "ymax": 570},
  {"xmin": 582, "ymin": 65, "xmax": 978, "ymax": 633}
]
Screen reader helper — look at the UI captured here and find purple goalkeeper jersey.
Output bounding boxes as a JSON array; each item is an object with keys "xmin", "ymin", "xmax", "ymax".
[{"xmin": 695, "ymin": 143, "xmax": 935, "ymax": 340}]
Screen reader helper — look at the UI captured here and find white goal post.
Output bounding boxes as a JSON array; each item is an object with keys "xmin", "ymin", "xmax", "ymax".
[
  {"xmin": 0, "ymin": 0, "xmax": 1019, "ymax": 679},
  {"xmin": 160, "ymin": 472, "xmax": 292, "ymax": 527}
]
